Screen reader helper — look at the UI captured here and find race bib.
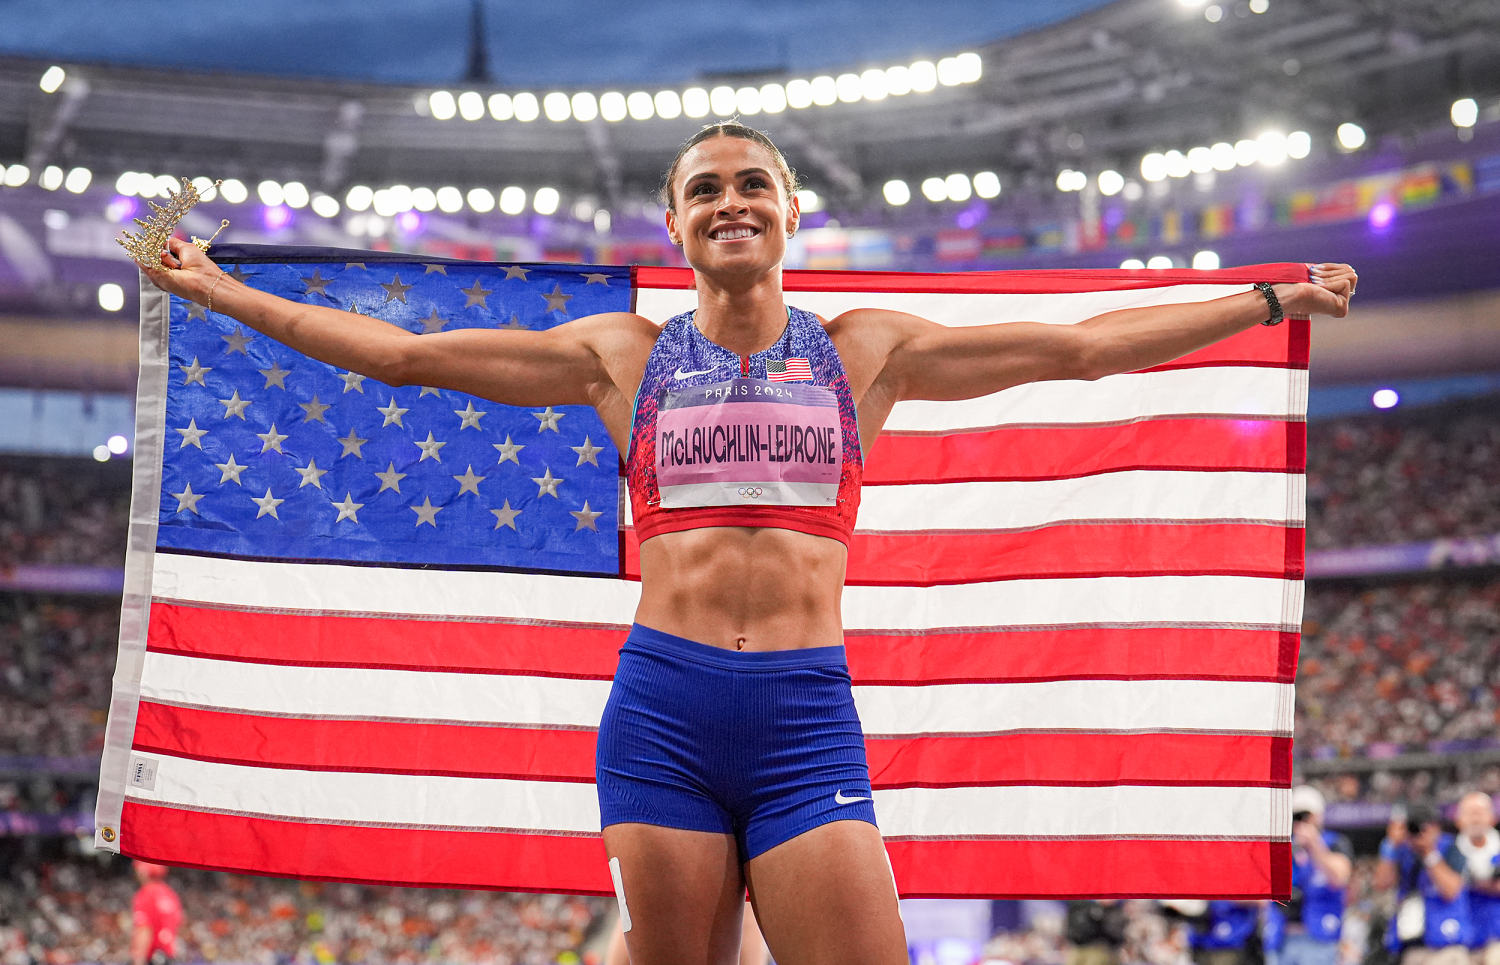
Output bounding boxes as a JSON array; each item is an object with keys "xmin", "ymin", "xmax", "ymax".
[{"xmin": 656, "ymin": 377, "xmax": 841, "ymax": 507}]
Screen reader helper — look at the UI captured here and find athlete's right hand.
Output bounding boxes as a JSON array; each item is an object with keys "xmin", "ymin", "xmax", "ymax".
[{"xmin": 139, "ymin": 235, "xmax": 226, "ymax": 306}]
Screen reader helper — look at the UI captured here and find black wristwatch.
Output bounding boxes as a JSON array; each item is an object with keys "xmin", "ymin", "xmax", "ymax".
[{"xmin": 1253, "ymin": 281, "xmax": 1284, "ymax": 326}]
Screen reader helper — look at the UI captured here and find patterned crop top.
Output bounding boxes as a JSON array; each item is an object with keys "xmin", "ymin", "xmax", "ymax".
[{"xmin": 625, "ymin": 306, "xmax": 863, "ymax": 545}]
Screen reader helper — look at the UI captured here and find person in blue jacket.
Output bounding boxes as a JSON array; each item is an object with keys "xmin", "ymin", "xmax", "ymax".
[
  {"xmin": 1194, "ymin": 901, "xmax": 1263, "ymax": 965},
  {"xmin": 1376, "ymin": 803, "xmax": 1472, "ymax": 965},
  {"xmin": 1265, "ymin": 786, "xmax": 1353, "ymax": 965},
  {"xmin": 1454, "ymin": 792, "xmax": 1500, "ymax": 965}
]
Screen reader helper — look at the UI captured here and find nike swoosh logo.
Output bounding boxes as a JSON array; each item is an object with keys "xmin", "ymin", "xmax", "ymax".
[
  {"xmin": 834, "ymin": 790, "xmax": 872, "ymax": 805},
  {"xmin": 673, "ymin": 366, "xmax": 717, "ymax": 380}
]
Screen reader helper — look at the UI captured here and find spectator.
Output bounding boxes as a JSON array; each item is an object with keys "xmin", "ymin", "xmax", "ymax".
[
  {"xmin": 1191, "ymin": 902, "xmax": 1262, "ymax": 965},
  {"xmin": 1265, "ymin": 786, "xmax": 1353, "ymax": 965},
  {"xmin": 1454, "ymin": 793, "xmax": 1500, "ymax": 965},
  {"xmin": 130, "ymin": 861, "xmax": 181, "ymax": 965},
  {"xmin": 1066, "ymin": 901, "xmax": 1130, "ymax": 965},
  {"xmin": 1376, "ymin": 805, "xmax": 1472, "ymax": 965}
]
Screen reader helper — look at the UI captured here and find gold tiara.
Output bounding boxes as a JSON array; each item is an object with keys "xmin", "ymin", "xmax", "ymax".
[{"xmin": 117, "ymin": 177, "xmax": 230, "ymax": 268}]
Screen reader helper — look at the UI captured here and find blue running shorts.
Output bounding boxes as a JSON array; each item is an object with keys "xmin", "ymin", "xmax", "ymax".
[{"xmin": 595, "ymin": 623, "xmax": 878, "ymax": 862}]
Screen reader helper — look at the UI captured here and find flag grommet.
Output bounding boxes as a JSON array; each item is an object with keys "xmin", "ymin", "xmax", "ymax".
[{"xmin": 100, "ymin": 826, "xmax": 116, "ymax": 843}]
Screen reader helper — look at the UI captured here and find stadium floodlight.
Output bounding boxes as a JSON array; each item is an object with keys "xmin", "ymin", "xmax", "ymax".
[
  {"xmin": 1234, "ymin": 138, "xmax": 1260, "ymax": 166},
  {"xmin": 594, "ymin": 209, "xmax": 611, "ymax": 234},
  {"xmin": 908, "ymin": 60, "xmax": 938, "ymax": 93},
  {"xmin": 1287, "ymin": 130, "xmax": 1311, "ymax": 159},
  {"xmin": 921, "ymin": 177, "xmax": 948, "ymax": 202},
  {"xmin": 466, "ymin": 187, "xmax": 495, "ymax": 213},
  {"xmin": 1177, "ymin": 0, "xmax": 1206, "ymax": 7},
  {"xmin": 39, "ymin": 65, "xmax": 66, "ymax": 93},
  {"xmin": 220, "ymin": 178, "xmax": 249, "ymax": 204},
  {"xmin": 885, "ymin": 65, "xmax": 912, "ymax": 96},
  {"xmin": 345, "ymin": 184, "xmax": 374, "ymax": 212},
  {"xmin": 533, "ymin": 187, "xmax": 560, "ymax": 215},
  {"xmin": 883, "ymin": 179, "xmax": 911, "ymax": 206},
  {"xmin": 98, "ymin": 282, "xmax": 125, "ymax": 312},
  {"xmin": 281, "ymin": 181, "xmax": 310, "ymax": 209},
  {"xmin": 810, "ymin": 76, "xmax": 838, "ymax": 106},
  {"xmin": 372, "ymin": 189, "xmax": 400, "ymax": 218},
  {"xmin": 4, "ymin": 164, "xmax": 31, "ymax": 188},
  {"xmin": 973, "ymin": 171, "xmax": 1000, "ymax": 199},
  {"xmin": 652, "ymin": 91, "xmax": 681, "ymax": 120},
  {"xmin": 1372, "ymin": 388, "xmax": 1399, "ymax": 409},
  {"xmin": 40, "ymin": 166, "xmax": 64, "ymax": 191},
  {"xmin": 1055, "ymin": 169, "xmax": 1087, "ymax": 192},
  {"xmin": 429, "ymin": 90, "xmax": 457, "ymax": 120},
  {"xmin": 488, "ymin": 93, "xmax": 514, "ymax": 121},
  {"xmin": 114, "ymin": 171, "xmax": 139, "ymax": 195},
  {"xmin": 600, "ymin": 91, "xmax": 628, "ymax": 122},
  {"xmin": 435, "ymin": 186, "xmax": 464, "ymax": 214},
  {"xmin": 1146, "ymin": 255, "xmax": 1175, "ymax": 269},
  {"xmin": 627, "ymin": 91, "xmax": 655, "ymax": 120},
  {"xmin": 1164, "ymin": 150, "xmax": 1191, "ymax": 178},
  {"xmin": 572, "ymin": 198, "xmax": 596, "ymax": 221},
  {"xmin": 795, "ymin": 189, "xmax": 822, "ymax": 212},
  {"xmin": 457, "ymin": 91, "xmax": 485, "ymax": 121},
  {"xmin": 759, "ymin": 83, "xmax": 787, "ymax": 114},
  {"xmin": 1451, "ymin": 97, "xmax": 1478, "ymax": 128},
  {"xmin": 257, "ymin": 180, "xmax": 284, "ymax": 207},
  {"xmin": 411, "ymin": 187, "xmax": 437, "ymax": 212},
  {"xmin": 498, "ymin": 186, "xmax": 527, "ymax": 215},
  {"xmin": 1187, "ymin": 146, "xmax": 1214, "ymax": 174},
  {"xmin": 710, "ymin": 86, "xmax": 738, "ymax": 116},
  {"xmin": 936, "ymin": 57, "xmax": 964, "ymax": 87},
  {"xmin": 107, "ymin": 434, "xmax": 129, "ymax": 454},
  {"xmin": 1204, "ymin": 5, "xmax": 1223, "ymax": 23},
  {"xmin": 1097, "ymin": 169, "xmax": 1125, "ymax": 196},
  {"xmin": 1249, "ymin": 0, "xmax": 1268, "ymax": 12},
  {"xmin": 1192, "ymin": 250, "xmax": 1221, "ymax": 270},
  {"xmin": 512, "ymin": 93, "xmax": 540, "ymax": 122},
  {"xmin": 191, "ymin": 176, "xmax": 214, "ymax": 195},
  {"xmin": 735, "ymin": 86, "xmax": 762, "ymax": 115},
  {"xmin": 543, "ymin": 92, "xmax": 571, "ymax": 122},
  {"xmin": 63, "ymin": 167, "xmax": 91, "ymax": 194},
  {"xmin": 859, "ymin": 69, "xmax": 888, "ymax": 102},
  {"xmin": 785, "ymin": 79, "xmax": 814, "ymax": 109},
  {"xmin": 1120, "ymin": 258, "xmax": 1145, "ymax": 269},
  {"xmin": 1337, "ymin": 122, "xmax": 1366, "ymax": 150},
  {"xmin": 93, "ymin": 445, "xmax": 110, "ymax": 463},
  {"xmin": 955, "ymin": 52, "xmax": 982, "ymax": 83},
  {"xmin": 682, "ymin": 87, "xmax": 711, "ymax": 118},
  {"xmin": 1257, "ymin": 130, "xmax": 1289, "ymax": 165},
  {"xmin": 836, "ymin": 73, "xmax": 862, "ymax": 103},
  {"xmin": 1140, "ymin": 153, "xmax": 1167, "ymax": 182},
  {"xmin": 1210, "ymin": 142, "xmax": 1237, "ymax": 171},
  {"xmin": 945, "ymin": 173, "xmax": 972, "ymax": 202},
  {"xmin": 1123, "ymin": 181, "xmax": 1144, "ymax": 201},
  {"xmin": 311, "ymin": 194, "xmax": 340, "ymax": 218}
]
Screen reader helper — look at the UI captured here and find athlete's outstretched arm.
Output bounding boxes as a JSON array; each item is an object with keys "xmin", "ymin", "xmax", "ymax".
[
  {"xmin": 141, "ymin": 236, "xmax": 633, "ymax": 407},
  {"xmin": 857, "ymin": 264, "xmax": 1355, "ymax": 403}
]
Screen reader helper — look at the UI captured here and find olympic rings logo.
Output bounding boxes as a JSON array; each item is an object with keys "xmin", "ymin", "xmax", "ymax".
[{"xmin": 737, "ymin": 486, "xmax": 764, "ymax": 498}]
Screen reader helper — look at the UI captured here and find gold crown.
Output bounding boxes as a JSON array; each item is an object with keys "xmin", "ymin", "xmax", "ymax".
[{"xmin": 116, "ymin": 177, "xmax": 230, "ymax": 268}]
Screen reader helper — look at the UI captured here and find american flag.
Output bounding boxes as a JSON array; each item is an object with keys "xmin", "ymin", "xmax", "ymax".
[
  {"xmin": 766, "ymin": 357, "xmax": 813, "ymax": 382},
  {"xmin": 98, "ymin": 252, "xmax": 1308, "ymax": 898}
]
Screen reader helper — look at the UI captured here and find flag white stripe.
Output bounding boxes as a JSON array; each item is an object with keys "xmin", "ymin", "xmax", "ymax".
[
  {"xmin": 151, "ymin": 553, "xmax": 1298, "ymax": 629},
  {"xmin": 857, "ymin": 471, "xmax": 1305, "ymax": 530},
  {"xmin": 124, "ymin": 752, "xmax": 1288, "ymax": 838},
  {"xmin": 137, "ymin": 651, "xmax": 1292, "ymax": 734}
]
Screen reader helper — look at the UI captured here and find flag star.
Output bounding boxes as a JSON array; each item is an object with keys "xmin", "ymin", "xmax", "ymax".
[
  {"xmin": 376, "ymin": 397, "xmax": 410, "ymax": 428},
  {"xmin": 251, "ymin": 487, "xmax": 285, "ymax": 519},
  {"xmin": 301, "ymin": 269, "xmax": 334, "ymax": 296},
  {"xmin": 225, "ymin": 265, "xmax": 252, "ymax": 283},
  {"xmin": 452, "ymin": 465, "xmax": 486, "ymax": 496},
  {"xmin": 532, "ymin": 406, "xmax": 564, "ymax": 432},
  {"xmin": 347, "ymin": 301, "xmax": 366, "ymax": 316},
  {"xmin": 256, "ymin": 424, "xmax": 289, "ymax": 454},
  {"xmin": 460, "ymin": 279, "xmax": 493, "ymax": 309},
  {"xmin": 215, "ymin": 453, "xmax": 247, "ymax": 485},
  {"xmin": 179, "ymin": 356, "xmax": 212, "ymax": 386},
  {"xmin": 418, "ymin": 386, "xmax": 442, "ymax": 398},
  {"xmin": 170, "ymin": 483, "xmax": 205, "ymax": 514},
  {"xmin": 490, "ymin": 499, "xmax": 521, "ymax": 530},
  {"xmin": 581, "ymin": 272, "xmax": 610, "ymax": 285},
  {"xmin": 532, "ymin": 467, "xmax": 563, "ymax": 498},
  {"xmin": 374, "ymin": 461, "xmax": 407, "ymax": 494},
  {"xmin": 344, "ymin": 263, "xmax": 366, "ymax": 271},
  {"xmin": 570, "ymin": 500, "xmax": 603, "ymax": 531},
  {"xmin": 259, "ymin": 361, "xmax": 291, "ymax": 389},
  {"xmin": 423, "ymin": 263, "xmax": 448, "ymax": 275},
  {"xmin": 500, "ymin": 313, "xmax": 525, "ymax": 330},
  {"xmin": 414, "ymin": 431, "xmax": 447, "ymax": 462},
  {"xmin": 218, "ymin": 389, "xmax": 252, "ymax": 420},
  {"xmin": 493, "ymin": 435, "xmax": 524, "ymax": 465},
  {"xmin": 381, "ymin": 274, "xmax": 414, "ymax": 303},
  {"xmin": 571, "ymin": 435, "xmax": 604, "ymax": 467},
  {"xmin": 418, "ymin": 308, "xmax": 447, "ymax": 334},
  {"xmin": 411, "ymin": 496, "xmax": 443, "ymax": 527},
  {"xmin": 503, "ymin": 265, "xmax": 531, "ymax": 280},
  {"xmin": 332, "ymin": 492, "xmax": 364, "ymax": 523},
  {"xmin": 221, "ymin": 327, "xmax": 253, "ymax": 355},
  {"xmin": 175, "ymin": 419, "xmax": 208, "ymax": 449},
  {"xmin": 337, "ymin": 429, "xmax": 369, "ymax": 459},
  {"xmin": 454, "ymin": 401, "xmax": 487, "ymax": 430},
  {"xmin": 338, "ymin": 370, "xmax": 367, "ymax": 393},
  {"xmin": 299, "ymin": 395, "xmax": 331, "ymax": 423},
  {"xmin": 294, "ymin": 458, "xmax": 329, "ymax": 489},
  {"xmin": 186, "ymin": 302, "xmax": 207, "ymax": 321},
  {"xmin": 541, "ymin": 283, "xmax": 573, "ymax": 315}
]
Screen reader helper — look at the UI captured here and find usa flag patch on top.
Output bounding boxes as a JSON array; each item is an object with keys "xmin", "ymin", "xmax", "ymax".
[{"xmin": 766, "ymin": 357, "xmax": 812, "ymax": 382}]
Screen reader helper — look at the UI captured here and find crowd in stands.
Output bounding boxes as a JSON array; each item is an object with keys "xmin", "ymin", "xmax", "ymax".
[{"xmin": 0, "ymin": 460, "xmax": 129, "ymax": 573}]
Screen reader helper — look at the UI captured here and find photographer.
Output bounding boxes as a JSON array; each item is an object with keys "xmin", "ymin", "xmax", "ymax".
[
  {"xmin": 1265, "ymin": 787, "xmax": 1353, "ymax": 965},
  {"xmin": 1454, "ymin": 793, "xmax": 1500, "ymax": 965},
  {"xmin": 1192, "ymin": 901, "xmax": 1263, "ymax": 965},
  {"xmin": 1066, "ymin": 900, "xmax": 1130, "ymax": 965},
  {"xmin": 1376, "ymin": 804, "xmax": 1472, "ymax": 965}
]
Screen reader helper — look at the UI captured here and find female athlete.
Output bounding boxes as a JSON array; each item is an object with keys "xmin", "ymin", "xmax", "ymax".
[{"xmin": 142, "ymin": 121, "xmax": 1356, "ymax": 965}]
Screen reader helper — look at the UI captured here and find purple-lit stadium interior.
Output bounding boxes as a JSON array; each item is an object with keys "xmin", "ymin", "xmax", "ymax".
[{"xmin": 2, "ymin": 0, "xmax": 1499, "ymax": 962}]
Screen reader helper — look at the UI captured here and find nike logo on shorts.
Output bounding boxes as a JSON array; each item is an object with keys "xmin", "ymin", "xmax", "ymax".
[
  {"xmin": 834, "ymin": 790, "xmax": 872, "ymax": 805},
  {"xmin": 673, "ymin": 365, "xmax": 717, "ymax": 380}
]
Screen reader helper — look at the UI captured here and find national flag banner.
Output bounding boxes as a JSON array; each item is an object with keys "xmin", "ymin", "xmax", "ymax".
[
  {"xmin": 98, "ymin": 248, "xmax": 1309, "ymax": 899},
  {"xmin": 766, "ymin": 357, "xmax": 813, "ymax": 382}
]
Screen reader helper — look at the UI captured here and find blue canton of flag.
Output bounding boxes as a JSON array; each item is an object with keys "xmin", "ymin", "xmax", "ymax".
[{"xmin": 158, "ymin": 251, "xmax": 629, "ymax": 576}]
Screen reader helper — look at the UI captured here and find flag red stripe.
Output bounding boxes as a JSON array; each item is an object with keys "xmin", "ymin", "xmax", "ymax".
[
  {"xmin": 864, "ymin": 418, "xmax": 1306, "ymax": 484},
  {"xmin": 131, "ymin": 702, "xmax": 1288, "ymax": 788},
  {"xmin": 118, "ymin": 800, "xmax": 1287, "ymax": 898},
  {"xmin": 623, "ymin": 522, "xmax": 1302, "ymax": 584},
  {"xmin": 147, "ymin": 604, "xmax": 1295, "ymax": 683}
]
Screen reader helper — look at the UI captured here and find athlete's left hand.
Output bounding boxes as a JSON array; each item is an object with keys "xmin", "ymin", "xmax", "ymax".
[{"xmin": 1273, "ymin": 263, "xmax": 1358, "ymax": 319}]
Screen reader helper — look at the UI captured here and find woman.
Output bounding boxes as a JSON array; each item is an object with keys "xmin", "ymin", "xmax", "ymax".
[{"xmin": 143, "ymin": 121, "xmax": 1356, "ymax": 965}]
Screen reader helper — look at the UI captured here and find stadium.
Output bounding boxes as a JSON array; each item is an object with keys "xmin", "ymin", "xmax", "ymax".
[{"xmin": 1, "ymin": 0, "xmax": 1498, "ymax": 962}]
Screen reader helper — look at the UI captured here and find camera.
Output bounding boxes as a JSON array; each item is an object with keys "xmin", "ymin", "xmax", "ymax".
[{"xmin": 1292, "ymin": 811, "xmax": 1312, "ymax": 824}]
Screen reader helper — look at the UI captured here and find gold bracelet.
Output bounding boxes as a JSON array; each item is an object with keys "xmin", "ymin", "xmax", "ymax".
[{"xmin": 204, "ymin": 271, "xmax": 227, "ymax": 317}]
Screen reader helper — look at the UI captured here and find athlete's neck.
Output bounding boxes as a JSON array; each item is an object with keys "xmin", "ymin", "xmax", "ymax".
[{"xmin": 691, "ymin": 270, "xmax": 788, "ymax": 357}]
